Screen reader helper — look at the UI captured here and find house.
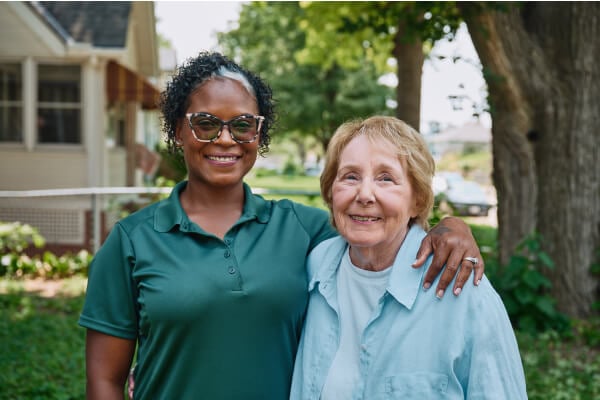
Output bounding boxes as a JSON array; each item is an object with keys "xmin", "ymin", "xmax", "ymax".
[
  {"xmin": 0, "ymin": 1, "xmax": 162, "ymax": 254},
  {"xmin": 425, "ymin": 120, "xmax": 492, "ymax": 158}
]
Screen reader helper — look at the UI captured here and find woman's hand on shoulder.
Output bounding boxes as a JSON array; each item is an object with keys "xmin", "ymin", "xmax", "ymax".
[{"xmin": 412, "ymin": 216, "xmax": 484, "ymax": 298}]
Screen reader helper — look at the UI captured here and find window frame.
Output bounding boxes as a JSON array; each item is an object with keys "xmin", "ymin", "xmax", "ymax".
[
  {"xmin": 36, "ymin": 63, "xmax": 83, "ymax": 146},
  {"xmin": 0, "ymin": 62, "xmax": 24, "ymax": 144}
]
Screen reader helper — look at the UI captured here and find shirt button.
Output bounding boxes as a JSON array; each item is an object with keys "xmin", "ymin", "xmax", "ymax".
[
  {"xmin": 228, "ymin": 267, "xmax": 236, "ymax": 274},
  {"xmin": 224, "ymin": 250, "xmax": 231, "ymax": 258}
]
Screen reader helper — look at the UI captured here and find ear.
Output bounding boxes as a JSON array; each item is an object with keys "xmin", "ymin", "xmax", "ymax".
[
  {"xmin": 175, "ymin": 119, "xmax": 184, "ymax": 146},
  {"xmin": 410, "ymin": 195, "xmax": 421, "ymax": 219}
]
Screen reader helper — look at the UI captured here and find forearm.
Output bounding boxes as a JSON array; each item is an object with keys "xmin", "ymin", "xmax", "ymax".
[{"xmin": 87, "ymin": 379, "xmax": 127, "ymax": 400}]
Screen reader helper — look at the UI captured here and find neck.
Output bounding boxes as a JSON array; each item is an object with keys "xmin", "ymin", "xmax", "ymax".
[
  {"xmin": 181, "ymin": 180, "xmax": 245, "ymax": 212},
  {"xmin": 348, "ymin": 230, "xmax": 408, "ymax": 272}
]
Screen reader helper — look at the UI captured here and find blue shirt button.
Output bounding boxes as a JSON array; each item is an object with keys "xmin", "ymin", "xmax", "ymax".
[{"xmin": 228, "ymin": 267, "xmax": 236, "ymax": 274}]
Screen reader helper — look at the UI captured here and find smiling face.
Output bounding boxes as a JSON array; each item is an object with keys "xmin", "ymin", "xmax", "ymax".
[
  {"xmin": 176, "ymin": 77, "xmax": 259, "ymax": 189},
  {"xmin": 332, "ymin": 134, "xmax": 418, "ymax": 265}
]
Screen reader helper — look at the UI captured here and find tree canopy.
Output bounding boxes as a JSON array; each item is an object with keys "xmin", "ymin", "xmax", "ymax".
[
  {"xmin": 218, "ymin": 1, "xmax": 393, "ymax": 155},
  {"xmin": 219, "ymin": 1, "xmax": 599, "ymax": 317}
]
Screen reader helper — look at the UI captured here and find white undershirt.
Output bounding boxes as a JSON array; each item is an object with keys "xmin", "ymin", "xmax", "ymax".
[{"xmin": 321, "ymin": 247, "xmax": 392, "ymax": 400}]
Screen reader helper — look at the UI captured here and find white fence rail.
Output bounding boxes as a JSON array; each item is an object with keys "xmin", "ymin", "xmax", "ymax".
[{"xmin": 0, "ymin": 187, "xmax": 320, "ymax": 253}]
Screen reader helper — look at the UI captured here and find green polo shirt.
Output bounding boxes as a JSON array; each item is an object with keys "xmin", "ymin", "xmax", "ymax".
[{"xmin": 79, "ymin": 181, "xmax": 336, "ymax": 399}]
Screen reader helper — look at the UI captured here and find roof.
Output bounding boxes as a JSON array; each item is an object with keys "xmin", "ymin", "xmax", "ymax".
[
  {"xmin": 37, "ymin": 1, "xmax": 131, "ymax": 47},
  {"xmin": 426, "ymin": 121, "xmax": 492, "ymax": 144}
]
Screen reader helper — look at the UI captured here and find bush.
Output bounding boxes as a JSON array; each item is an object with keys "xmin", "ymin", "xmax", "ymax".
[
  {"xmin": 518, "ymin": 326, "xmax": 600, "ymax": 399},
  {"xmin": 0, "ymin": 221, "xmax": 45, "ymax": 254},
  {"xmin": 485, "ymin": 232, "xmax": 570, "ymax": 334},
  {"xmin": 0, "ymin": 222, "xmax": 91, "ymax": 279}
]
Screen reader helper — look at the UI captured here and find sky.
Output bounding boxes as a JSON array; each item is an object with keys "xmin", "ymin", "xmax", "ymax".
[{"xmin": 154, "ymin": 1, "xmax": 491, "ymax": 133}]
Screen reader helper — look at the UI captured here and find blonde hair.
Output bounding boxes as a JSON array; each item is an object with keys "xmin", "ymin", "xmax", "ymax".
[{"xmin": 320, "ymin": 116, "xmax": 435, "ymax": 229}]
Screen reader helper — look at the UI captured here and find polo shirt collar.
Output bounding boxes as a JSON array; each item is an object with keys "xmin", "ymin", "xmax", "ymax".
[
  {"xmin": 154, "ymin": 181, "xmax": 270, "ymax": 232},
  {"xmin": 239, "ymin": 181, "xmax": 271, "ymax": 224}
]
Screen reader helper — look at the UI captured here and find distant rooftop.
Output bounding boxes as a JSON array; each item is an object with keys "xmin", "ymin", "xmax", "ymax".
[{"xmin": 37, "ymin": 1, "xmax": 131, "ymax": 47}]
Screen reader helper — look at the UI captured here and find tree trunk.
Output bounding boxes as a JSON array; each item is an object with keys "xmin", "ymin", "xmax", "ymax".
[
  {"xmin": 394, "ymin": 21, "xmax": 424, "ymax": 131},
  {"xmin": 462, "ymin": 3, "xmax": 600, "ymax": 317}
]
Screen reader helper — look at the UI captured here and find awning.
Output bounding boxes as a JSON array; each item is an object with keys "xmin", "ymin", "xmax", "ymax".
[{"xmin": 106, "ymin": 60, "xmax": 160, "ymax": 110}]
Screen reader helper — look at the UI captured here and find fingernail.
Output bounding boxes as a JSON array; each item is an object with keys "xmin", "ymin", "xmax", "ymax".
[
  {"xmin": 423, "ymin": 282, "xmax": 431, "ymax": 290},
  {"xmin": 454, "ymin": 287, "xmax": 461, "ymax": 296},
  {"xmin": 436, "ymin": 290, "xmax": 444, "ymax": 299},
  {"xmin": 476, "ymin": 279, "xmax": 481, "ymax": 286}
]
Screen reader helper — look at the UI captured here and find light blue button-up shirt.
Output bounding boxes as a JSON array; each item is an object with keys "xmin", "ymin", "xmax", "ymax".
[{"xmin": 290, "ymin": 225, "xmax": 527, "ymax": 400}]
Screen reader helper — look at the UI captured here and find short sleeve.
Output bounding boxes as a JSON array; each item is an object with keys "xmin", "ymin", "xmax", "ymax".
[
  {"xmin": 78, "ymin": 223, "xmax": 138, "ymax": 339},
  {"xmin": 291, "ymin": 202, "xmax": 337, "ymax": 251}
]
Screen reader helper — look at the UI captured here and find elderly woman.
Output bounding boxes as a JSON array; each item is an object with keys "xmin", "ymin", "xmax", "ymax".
[{"xmin": 290, "ymin": 116, "xmax": 527, "ymax": 399}]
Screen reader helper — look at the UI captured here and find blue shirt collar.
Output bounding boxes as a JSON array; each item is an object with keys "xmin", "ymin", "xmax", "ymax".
[{"xmin": 309, "ymin": 225, "xmax": 430, "ymax": 310}]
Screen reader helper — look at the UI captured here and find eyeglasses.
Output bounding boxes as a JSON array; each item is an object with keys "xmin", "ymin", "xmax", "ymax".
[{"xmin": 185, "ymin": 112, "xmax": 264, "ymax": 144}]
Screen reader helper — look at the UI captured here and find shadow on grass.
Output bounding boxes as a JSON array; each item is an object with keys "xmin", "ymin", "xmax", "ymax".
[{"xmin": 0, "ymin": 278, "xmax": 86, "ymax": 400}]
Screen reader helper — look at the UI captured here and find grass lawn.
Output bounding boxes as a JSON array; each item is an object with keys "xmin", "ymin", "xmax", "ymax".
[
  {"xmin": 1, "ymin": 274, "xmax": 598, "ymax": 399},
  {"xmin": 0, "ymin": 277, "xmax": 87, "ymax": 400},
  {"xmin": 245, "ymin": 174, "xmax": 327, "ymax": 209},
  {"xmin": 245, "ymin": 174, "xmax": 320, "ymax": 192}
]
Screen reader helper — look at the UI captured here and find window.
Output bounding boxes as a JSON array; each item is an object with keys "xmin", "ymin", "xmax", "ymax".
[
  {"xmin": 0, "ymin": 63, "xmax": 23, "ymax": 142},
  {"xmin": 37, "ymin": 64, "xmax": 81, "ymax": 144},
  {"xmin": 106, "ymin": 105, "xmax": 126, "ymax": 148}
]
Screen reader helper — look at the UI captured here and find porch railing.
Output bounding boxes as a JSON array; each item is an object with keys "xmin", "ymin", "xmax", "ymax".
[{"xmin": 0, "ymin": 186, "xmax": 320, "ymax": 253}]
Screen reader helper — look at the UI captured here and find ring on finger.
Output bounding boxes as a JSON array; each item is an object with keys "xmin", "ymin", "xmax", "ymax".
[{"xmin": 464, "ymin": 256, "xmax": 479, "ymax": 266}]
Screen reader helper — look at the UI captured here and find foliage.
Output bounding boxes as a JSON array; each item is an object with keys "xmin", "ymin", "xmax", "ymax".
[
  {"xmin": 0, "ymin": 278, "xmax": 87, "ymax": 399},
  {"xmin": 0, "ymin": 221, "xmax": 91, "ymax": 279},
  {"xmin": 0, "ymin": 221, "xmax": 45, "ymax": 253},
  {"xmin": 299, "ymin": 1, "xmax": 462, "ymax": 69},
  {"xmin": 1, "ymin": 275, "xmax": 598, "ymax": 399},
  {"xmin": 485, "ymin": 232, "xmax": 570, "ymax": 334},
  {"xmin": 155, "ymin": 142, "xmax": 187, "ymax": 183},
  {"xmin": 217, "ymin": 1, "xmax": 393, "ymax": 153},
  {"xmin": 517, "ymin": 328, "xmax": 600, "ymax": 399}
]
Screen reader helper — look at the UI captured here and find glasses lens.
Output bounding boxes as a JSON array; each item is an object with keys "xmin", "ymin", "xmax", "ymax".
[
  {"xmin": 189, "ymin": 114, "xmax": 221, "ymax": 141},
  {"xmin": 230, "ymin": 116, "xmax": 258, "ymax": 142}
]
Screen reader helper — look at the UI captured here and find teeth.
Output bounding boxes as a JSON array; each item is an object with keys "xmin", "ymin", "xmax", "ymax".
[
  {"xmin": 351, "ymin": 215, "xmax": 379, "ymax": 222},
  {"xmin": 208, "ymin": 155, "xmax": 238, "ymax": 161}
]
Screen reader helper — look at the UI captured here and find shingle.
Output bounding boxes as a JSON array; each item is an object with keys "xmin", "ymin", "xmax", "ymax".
[{"xmin": 38, "ymin": 1, "xmax": 131, "ymax": 48}]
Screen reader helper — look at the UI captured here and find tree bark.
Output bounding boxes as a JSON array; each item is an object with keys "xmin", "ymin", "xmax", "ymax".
[
  {"xmin": 394, "ymin": 21, "xmax": 424, "ymax": 131},
  {"xmin": 462, "ymin": 3, "xmax": 600, "ymax": 317}
]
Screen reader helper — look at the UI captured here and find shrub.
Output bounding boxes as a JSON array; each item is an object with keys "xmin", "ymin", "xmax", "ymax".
[
  {"xmin": 485, "ymin": 232, "xmax": 570, "ymax": 334},
  {"xmin": 0, "ymin": 221, "xmax": 45, "ymax": 254},
  {"xmin": 0, "ymin": 221, "xmax": 91, "ymax": 279}
]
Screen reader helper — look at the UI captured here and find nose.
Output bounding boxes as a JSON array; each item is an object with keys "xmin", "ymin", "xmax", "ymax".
[
  {"xmin": 214, "ymin": 124, "xmax": 236, "ymax": 145},
  {"xmin": 356, "ymin": 180, "xmax": 375, "ymax": 205}
]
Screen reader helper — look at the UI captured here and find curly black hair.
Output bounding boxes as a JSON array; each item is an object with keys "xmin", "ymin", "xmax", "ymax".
[{"xmin": 160, "ymin": 51, "xmax": 275, "ymax": 156}]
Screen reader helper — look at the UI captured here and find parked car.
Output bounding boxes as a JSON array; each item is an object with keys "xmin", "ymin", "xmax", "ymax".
[
  {"xmin": 439, "ymin": 179, "xmax": 493, "ymax": 217},
  {"xmin": 432, "ymin": 171, "xmax": 466, "ymax": 195}
]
